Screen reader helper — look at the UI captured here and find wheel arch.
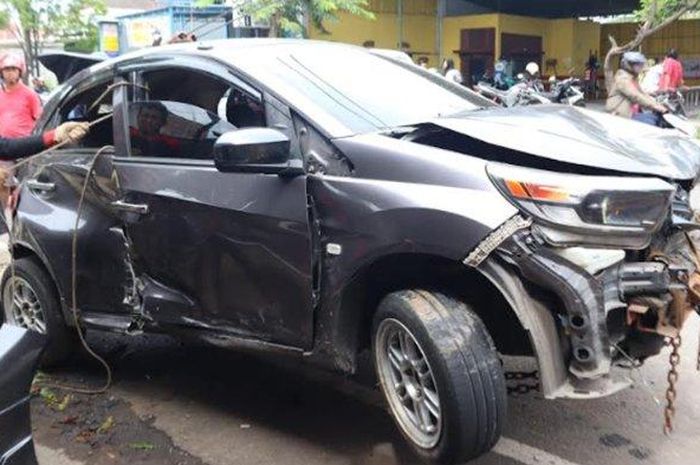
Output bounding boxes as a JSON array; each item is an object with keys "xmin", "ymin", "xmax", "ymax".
[
  {"xmin": 311, "ymin": 252, "xmax": 538, "ymax": 373},
  {"xmin": 8, "ymin": 240, "xmax": 70, "ymax": 325}
]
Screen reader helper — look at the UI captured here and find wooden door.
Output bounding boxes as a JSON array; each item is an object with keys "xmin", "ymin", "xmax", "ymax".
[{"xmin": 459, "ymin": 28, "xmax": 495, "ymax": 86}]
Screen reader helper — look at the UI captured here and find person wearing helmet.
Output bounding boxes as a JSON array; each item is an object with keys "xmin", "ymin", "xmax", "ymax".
[
  {"xmin": 523, "ymin": 62, "xmax": 545, "ymax": 91},
  {"xmin": 0, "ymin": 53, "xmax": 43, "ymax": 138},
  {"xmin": 606, "ymin": 51, "xmax": 667, "ymax": 124},
  {"xmin": 525, "ymin": 62, "xmax": 540, "ymax": 78}
]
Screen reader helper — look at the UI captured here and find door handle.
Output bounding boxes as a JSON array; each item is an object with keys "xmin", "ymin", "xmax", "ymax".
[
  {"xmin": 26, "ymin": 179, "xmax": 56, "ymax": 193},
  {"xmin": 111, "ymin": 200, "xmax": 149, "ymax": 215}
]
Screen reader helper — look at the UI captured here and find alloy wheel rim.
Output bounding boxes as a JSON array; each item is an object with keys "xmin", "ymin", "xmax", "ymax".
[
  {"xmin": 375, "ymin": 318, "xmax": 442, "ymax": 449},
  {"xmin": 3, "ymin": 277, "xmax": 46, "ymax": 334}
]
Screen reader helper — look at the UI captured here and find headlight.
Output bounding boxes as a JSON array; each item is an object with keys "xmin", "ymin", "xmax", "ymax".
[{"xmin": 488, "ymin": 163, "xmax": 674, "ymax": 247}]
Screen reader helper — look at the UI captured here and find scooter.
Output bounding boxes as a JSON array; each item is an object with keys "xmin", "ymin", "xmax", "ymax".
[
  {"xmin": 657, "ymin": 90, "xmax": 688, "ymax": 117},
  {"xmin": 474, "ymin": 79, "xmax": 551, "ymax": 107},
  {"xmin": 655, "ymin": 91, "xmax": 696, "ymax": 136},
  {"xmin": 543, "ymin": 77, "xmax": 586, "ymax": 107},
  {"xmin": 475, "ymin": 76, "xmax": 585, "ymax": 108}
]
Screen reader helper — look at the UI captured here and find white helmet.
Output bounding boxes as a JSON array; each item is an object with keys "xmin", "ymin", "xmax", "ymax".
[
  {"xmin": 0, "ymin": 52, "xmax": 26, "ymax": 76},
  {"xmin": 525, "ymin": 62, "xmax": 540, "ymax": 76}
]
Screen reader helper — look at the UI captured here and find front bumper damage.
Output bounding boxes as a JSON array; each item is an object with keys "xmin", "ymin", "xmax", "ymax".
[
  {"xmin": 466, "ymin": 214, "xmax": 700, "ymax": 399},
  {"xmin": 0, "ymin": 324, "xmax": 45, "ymax": 465}
]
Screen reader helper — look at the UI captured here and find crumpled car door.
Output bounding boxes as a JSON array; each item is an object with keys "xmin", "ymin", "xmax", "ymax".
[{"xmin": 0, "ymin": 324, "xmax": 45, "ymax": 465}]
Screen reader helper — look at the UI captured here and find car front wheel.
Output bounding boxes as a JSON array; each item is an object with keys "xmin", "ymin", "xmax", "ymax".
[{"xmin": 372, "ymin": 290, "xmax": 506, "ymax": 464}]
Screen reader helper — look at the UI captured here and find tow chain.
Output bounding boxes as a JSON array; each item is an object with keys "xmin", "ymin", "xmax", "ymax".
[
  {"xmin": 663, "ymin": 335, "xmax": 682, "ymax": 435},
  {"xmin": 505, "ymin": 371, "xmax": 540, "ymax": 395}
]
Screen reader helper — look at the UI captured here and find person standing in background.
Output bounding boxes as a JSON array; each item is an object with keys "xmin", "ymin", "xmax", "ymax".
[
  {"xmin": 659, "ymin": 48, "xmax": 685, "ymax": 91},
  {"xmin": 441, "ymin": 58, "xmax": 463, "ymax": 84},
  {"xmin": 0, "ymin": 53, "xmax": 42, "ymax": 138},
  {"xmin": 641, "ymin": 57, "xmax": 664, "ymax": 94}
]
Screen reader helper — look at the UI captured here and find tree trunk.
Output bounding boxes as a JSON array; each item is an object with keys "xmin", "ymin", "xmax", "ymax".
[
  {"xmin": 268, "ymin": 12, "xmax": 280, "ymax": 37},
  {"xmin": 22, "ymin": 28, "xmax": 33, "ymax": 83}
]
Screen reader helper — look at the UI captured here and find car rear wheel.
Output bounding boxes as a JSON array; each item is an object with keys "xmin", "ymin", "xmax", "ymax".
[
  {"xmin": 1, "ymin": 256, "xmax": 76, "ymax": 366},
  {"xmin": 372, "ymin": 290, "xmax": 506, "ymax": 464}
]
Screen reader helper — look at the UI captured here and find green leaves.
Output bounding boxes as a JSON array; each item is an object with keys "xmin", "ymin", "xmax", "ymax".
[
  {"xmin": 0, "ymin": 0, "xmax": 106, "ymax": 76},
  {"xmin": 635, "ymin": 0, "xmax": 700, "ymax": 22},
  {"xmin": 243, "ymin": 0, "xmax": 375, "ymax": 37},
  {"xmin": 1, "ymin": 0, "xmax": 107, "ymax": 46}
]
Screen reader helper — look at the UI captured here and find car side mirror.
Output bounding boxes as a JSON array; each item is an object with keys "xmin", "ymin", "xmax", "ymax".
[{"xmin": 214, "ymin": 128, "xmax": 304, "ymax": 176}]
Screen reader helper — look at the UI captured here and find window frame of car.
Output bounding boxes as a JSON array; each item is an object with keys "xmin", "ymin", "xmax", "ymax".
[
  {"xmin": 40, "ymin": 69, "xmax": 117, "ymax": 148},
  {"xmin": 114, "ymin": 54, "xmax": 295, "ymax": 166}
]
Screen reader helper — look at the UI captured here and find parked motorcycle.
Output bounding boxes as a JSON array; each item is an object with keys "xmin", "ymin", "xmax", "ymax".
[
  {"xmin": 475, "ymin": 76, "xmax": 585, "ymax": 108},
  {"xmin": 543, "ymin": 77, "xmax": 586, "ymax": 107},
  {"xmin": 474, "ymin": 80, "xmax": 549, "ymax": 107}
]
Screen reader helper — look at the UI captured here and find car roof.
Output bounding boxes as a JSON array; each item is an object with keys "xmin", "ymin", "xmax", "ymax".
[
  {"xmin": 92, "ymin": 38, "xmax": 365, "ymax": 73},
  {"xmin": 54, "ymin": 39, "xmax": 381, "ymax": 138}
]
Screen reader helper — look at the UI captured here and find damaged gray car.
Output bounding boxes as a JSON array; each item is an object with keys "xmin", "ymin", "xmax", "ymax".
[{"xmin": 3, "ymin": 39, "xmax": 700, "ymax": 464}]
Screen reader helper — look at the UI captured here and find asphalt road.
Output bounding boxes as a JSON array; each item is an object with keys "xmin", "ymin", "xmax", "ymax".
[{"xmin": 31, "ymin": 314, "xmax": 700, "ymax": 465}]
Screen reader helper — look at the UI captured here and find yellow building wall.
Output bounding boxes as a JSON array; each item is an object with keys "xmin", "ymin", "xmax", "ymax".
[
  {"xmin": 310, "ymin": 8, "xmax": 603, "ymax": 76},
  {"xmin": 309, "ymin": 0, "xmax": 438, "ymax": 65},
  {"xmin": 441, "ymin": 14, "xmax": 600, "ymax": 77},
  {"xmin": 440, "ymin": 14, "xmax": 500, "ymax": 63},
  {"xmin": 498, "ymin": 14, "xmax": 548, "ymax": 42},
  {"xmin": 572, "ymin": 20, "xmax": 601, "ymax": 75},
  {"xmin": 545, "ymin": 19, "xmax": 575, "ymax": 73},
  {"xmin": 543, "ymin": 19, "xmax": 600, "ymax": 75}
]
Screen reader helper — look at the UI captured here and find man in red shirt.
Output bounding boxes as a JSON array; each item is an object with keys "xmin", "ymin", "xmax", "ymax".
[
  {"xmin": 0, "ymin": 53, "xmax": 42, "ymax": 138},
  {"xmin": 659, "ymin": 48, "xmax": 685, "ymax": 91}
]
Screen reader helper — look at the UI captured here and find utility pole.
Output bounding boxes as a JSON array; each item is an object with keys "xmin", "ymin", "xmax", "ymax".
[
  {"xmin": 436, "ymin": 0, "xmax": 446, "ymax": 65},
  {"xmin": 397, "ymin": 0, "xmax": 404, "ymax": 49}
]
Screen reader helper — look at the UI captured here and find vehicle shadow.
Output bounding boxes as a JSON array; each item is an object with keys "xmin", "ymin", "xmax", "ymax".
[{"xmin": 49, "ymin": 332, "xmax": 426, "ymax": 465}]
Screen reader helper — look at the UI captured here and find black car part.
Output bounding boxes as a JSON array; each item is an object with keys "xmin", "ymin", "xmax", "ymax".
[{"xmin": 0, "ymin": 324, "xmax": 45, "ymax": 465}]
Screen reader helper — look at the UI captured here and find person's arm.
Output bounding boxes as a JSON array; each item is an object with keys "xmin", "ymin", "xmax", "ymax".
[
  {"xmin": 0, "ymin": 132, "xmax": 54, "ymax": 160},
  {"xmin": 29, "ymin": 91, "xmax": 42, "ymax": 121},
  {"xmin": 0, "ymin": 122, "xmax": 90, "ymax": 160},
  {"xmin": 616, "ymin": 73, "xmax": 666, "ymax": 112}
]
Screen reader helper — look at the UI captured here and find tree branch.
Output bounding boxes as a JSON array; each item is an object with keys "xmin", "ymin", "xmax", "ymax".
[{"xmin": 603, "ymin": 0, "xmax": 700, "ymax": 91}]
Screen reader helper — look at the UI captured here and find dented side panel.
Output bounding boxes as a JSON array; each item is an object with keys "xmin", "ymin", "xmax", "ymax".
[
  {"xmin": 306, "ymin": 135, "xmax": 518, "ymax": 371},
  {"xmin": 112, "ymin": 159, "xmax": 315, "ymax": 349},
  {"xmin": 14, "ymin": 152, "xmax": 131, "ymax": 320}
]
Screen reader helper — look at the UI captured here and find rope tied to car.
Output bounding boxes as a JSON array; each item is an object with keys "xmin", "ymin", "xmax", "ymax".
[
  {"xmin": 1, "ymin": 80, "xmax": 153, "ymax": 394},
  {"xmin": 3, "ymin": 144, "xmax": 115, "ymax": 394}
]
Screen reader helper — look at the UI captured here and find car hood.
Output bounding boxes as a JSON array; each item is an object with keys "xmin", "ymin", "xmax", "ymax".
[
  {"xmin": 432, "ymin": 105, "xmax": 700, "ymax": 181},
  {"xmin": 38, "ymin": 52, "xmax": 106, "ymax": 83}
]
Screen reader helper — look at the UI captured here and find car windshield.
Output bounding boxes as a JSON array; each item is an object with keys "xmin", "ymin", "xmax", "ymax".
[{"xmin": 234, "ymin": 44, "xmax": 487, "ymax": 136}]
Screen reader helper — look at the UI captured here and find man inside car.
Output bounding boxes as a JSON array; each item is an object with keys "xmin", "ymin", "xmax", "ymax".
[{"xmin": 130, "ymin": 101, "xmax": 180, "ymax": 157}]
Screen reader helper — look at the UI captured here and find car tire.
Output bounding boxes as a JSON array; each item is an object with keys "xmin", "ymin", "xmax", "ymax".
[
  {"xmin": 1, "ymin": 256, "xmax": 76, "ymax": 366},
  {"xmin": 372, "ymin": 290, "xmax": 506, "ymax": 464}
]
